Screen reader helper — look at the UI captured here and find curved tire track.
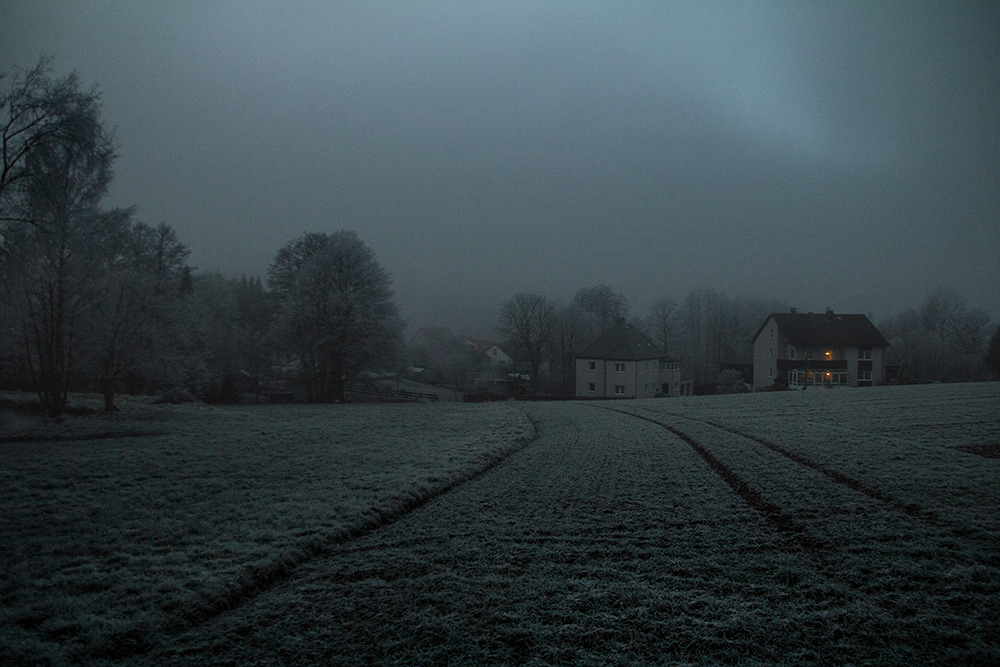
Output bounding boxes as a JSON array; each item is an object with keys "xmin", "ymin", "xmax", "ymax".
[
  {"xmin": 596, "ymin": 406, "xmax": 828, "ymax": 552},
  {"xmin": 95, "ymin": 417, "xmax": 540, "ymax": 661}
]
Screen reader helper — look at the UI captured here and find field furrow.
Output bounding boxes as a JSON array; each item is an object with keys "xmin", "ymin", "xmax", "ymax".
[
  {"xmin": 0, "ymin": 401, "xmax": 535, "ymax": 663},
  {"xmin": 2, "ymin": 383, "xmax": 997, "ymax": 665},
  {"xmin": 140, "ymin": 393, "xmax": 999, "ymax": 665}
]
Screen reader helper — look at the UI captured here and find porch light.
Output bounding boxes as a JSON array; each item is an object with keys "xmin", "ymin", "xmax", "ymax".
[{"xmin": 824, "ymin": 350, "xmax": 832, "ymax": 359}]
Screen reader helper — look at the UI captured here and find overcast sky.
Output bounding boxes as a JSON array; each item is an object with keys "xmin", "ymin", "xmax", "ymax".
[{"xmin": 3, "ymin": 1, "xmax": 998, "ymax": 335}]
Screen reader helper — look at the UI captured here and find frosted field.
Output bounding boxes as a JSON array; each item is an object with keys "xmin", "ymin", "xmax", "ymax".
[{"xmin": 1, "ymin": 383, "xmax": 998, "ymax": 665}]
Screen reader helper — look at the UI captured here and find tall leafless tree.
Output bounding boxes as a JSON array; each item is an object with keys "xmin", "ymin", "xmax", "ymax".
[
  {"xmin": 1, "ymin": 57, "xmax": 101, "ymax": 245},
  {"xmin": 497, "ymin": 292, "xmax": 557, "ymax": 391},
  {"xmin": 0, "ymin": 75, "xmax": 115, "ymax": 414}
]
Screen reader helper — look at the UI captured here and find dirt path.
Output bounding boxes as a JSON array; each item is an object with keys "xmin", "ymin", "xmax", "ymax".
[{"xmin": 141, "ymin": 401, "xmax": 998, "ymax": 665}]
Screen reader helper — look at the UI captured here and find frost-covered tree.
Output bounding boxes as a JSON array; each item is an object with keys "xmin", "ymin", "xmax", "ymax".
[
  {"xmin": 881, "ymin": 290, "xmax": 992, "ymax": 382},
  {"xmin": 0, "ymin": 74, "xmax": 116, "ymax": 414},
  {"xmin": 268, "ymin": 231, "xmax": 403, "ymax": 402},
  {"xmin": 985, "ymin": 326, "xmax": 1000, "ymax": 379},
  {"xmin": 1, "ymin": 57, "xmax": 101, "ymax": 246},
  {"xmin": 87, "ymin": 219, "xmax": 190, "ymax": 411},
  {"xmin": 233, "ymin": 275, "xmax": 278, "ymax": 404},
  {"xmin": 647, "ymin": 296, "xmax": 679, "ymax": 356},
  {"xmin": 497, "ymin": 292, "xmax": 556, "ymax": 391},
  {"xmin": 574, "ymin": 284, "xmax": 629, "ymax": 332}
]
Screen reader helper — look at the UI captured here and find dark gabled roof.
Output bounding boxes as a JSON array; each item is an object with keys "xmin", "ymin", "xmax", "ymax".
[
  {"xmin": 576, "ymin": 318, "xmax": 664, "ymax": 361},
  {"xmin": 753, "ymin": 311, "xmax": 889, "ymax": 348}
]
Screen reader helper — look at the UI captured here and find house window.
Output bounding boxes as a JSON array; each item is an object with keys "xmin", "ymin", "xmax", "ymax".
[
  {"xmin": 790, "ymin": 347, "xmax": 796, "ymax": 359},
  {"xmin": 768, "ymin": 368, "xmax": 773, "ymax": 379},
  {"xmin": 859, "ymin": 348, "xmax": 872, "ymax": 360},
  {"xmin": 806, "ymin": 349, "xmax": 814, "ymax": 360},
  {"xmin": 588, "ymin": 382, "xmax": 596, "ymax": 392},
  {"xmin": 588, "ymin": 361, "xmax": 596, "ymax": 370},
  {"xmin": 614, "ymin": 385, "xmax": 625, "ymax": 395},
  {"xmin": 857, "ymin": 371, "xmax": 872, "ymax": 385},
  {"xmin": 769, "ymin": 347, "xmax": 774, "ymax": 359},
  {"xmin": 770, "ymin": 327, "xmax": 774, "ymax": 339},
  {"xmin": 614, "ymin": 363, "xmax": 625, "ymax": 373}
]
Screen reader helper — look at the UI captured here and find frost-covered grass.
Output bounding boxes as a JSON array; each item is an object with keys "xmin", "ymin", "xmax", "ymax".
[
  {"xmin": 0, "ymin": 399, "xmax": 535, "ymax": 663},
  {"xmin": 2, "ymin": 383, "xmax": 998, "ymax": 665}
]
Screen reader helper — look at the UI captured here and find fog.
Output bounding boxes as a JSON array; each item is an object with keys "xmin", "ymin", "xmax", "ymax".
[{"xmin": 3, "ymin": 1, "xmax": 997, "ymax": 335}]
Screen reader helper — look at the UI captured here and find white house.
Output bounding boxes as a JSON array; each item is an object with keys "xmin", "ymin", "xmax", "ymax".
[
  {"xmin": 575, "ymin": 318, "xmax": 688, "ymax": 398},
  {"xmin": 752, "ymin": 309, "xmax": 889, "ymax": 389}
]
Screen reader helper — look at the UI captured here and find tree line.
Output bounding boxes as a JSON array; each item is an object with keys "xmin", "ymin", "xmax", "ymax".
[
  {"xmin": 493, "ymin": 285, "xmax": 790, "ymax": 394},
  {"xmin": 493, "ymin": 285, "xmax": 998, "ymax": 395},
  {"xmin": 3, "ymin": 61, "xmax": 995, "ymax": 413},
  {"xmin": 0, "ymin": 60, "xmax": 402, "ymax": 414}
]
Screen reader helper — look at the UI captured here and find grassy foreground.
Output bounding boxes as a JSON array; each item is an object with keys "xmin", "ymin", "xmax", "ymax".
[
  {"xmin": 1, "ymin": 383, "xmax": 998, "ymax": 664},
  {"xmin": 0, "ymin": 398, "xmax": 535, "ymax": 663}
]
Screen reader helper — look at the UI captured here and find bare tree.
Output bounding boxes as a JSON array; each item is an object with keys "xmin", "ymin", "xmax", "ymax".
[
  {"xmin": 920, "ymin": 288, "xmax": 967, "ymax": 346},
  {"xmin": 268, "ymin": 231, "xmax": 403, "ymax": 402},
  {"xmin": 0, "ymin": 80, "xmax": 115, "ymax": 414},
  {"xmin": 985, "ymin": 326, "xmax": 1000, "ymax": 379},
  {"xmin": 555, "ymin": 303, "xmax": 587, "ymax": 394},
  {"xmin": 497, "ymin": 292, "xmax": 556, "ymax": 391},
  {"xmin": 89, "ymin": 219, "xmax": 190, "ymax": 411},
  {"xmin": 1, "ymin": 57, "xmax": 101, "ymax": 242},
  {"xmin": 574, "ymin": 284, "xmax": 629, "ymax": 332},
  {"xmin": 647, "ymin": 297, "xmax": 679, "ymax": 355}
]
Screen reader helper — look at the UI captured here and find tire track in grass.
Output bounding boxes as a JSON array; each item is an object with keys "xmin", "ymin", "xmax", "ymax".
[
  {"xmin": 699, "ymin": 418, "xmax": 932, "ymax": 522},
  {"xmin": 595, "ymin": 405, "xmax": 828, "ymax": 553},
  {"xmin": 613, "ymin": 403, "xmax": 944, "ymax": 526},
  {"xmin": 97, "ymin": 415, "xmax": 541, "ymax": 661}
]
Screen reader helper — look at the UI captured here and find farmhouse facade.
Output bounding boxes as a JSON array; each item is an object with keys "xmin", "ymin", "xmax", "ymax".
[
  {"xmin": 752, "ymin": 309, "xmax": 889, "ymax": 389},
  {"xmin": 575, "ymin": 317, "xmax": 688, "ymax": 398}
]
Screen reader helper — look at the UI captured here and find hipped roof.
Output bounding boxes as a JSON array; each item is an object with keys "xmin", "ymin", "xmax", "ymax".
[
  {"xmin": 577, "ymin": 318, "xmax": 668, "ymax": 361},
  {"xmin": 755, "ymin": 312, "xmax": 889, "ymax": 347}
]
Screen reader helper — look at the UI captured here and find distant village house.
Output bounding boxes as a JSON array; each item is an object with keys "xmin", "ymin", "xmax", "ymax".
[
  {"xmin": 575, "ymin": 317, "xmax": 691, "ymax": 398},
  {"xmin": 752, "ymin": 309, "xmax": 889, "ymax": 390}
]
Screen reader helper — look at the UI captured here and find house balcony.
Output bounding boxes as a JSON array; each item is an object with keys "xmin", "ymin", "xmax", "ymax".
[{"xmin": 778, "ymin": 360, "xmax": 849, "ymax": 388}]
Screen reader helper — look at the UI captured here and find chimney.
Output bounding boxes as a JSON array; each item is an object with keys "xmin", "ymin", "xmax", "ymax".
[
  {"xmin": 790, "ymin": 307, "xmax": 797, "ymax": 314},
  {"xmin": 825, "ymin": 307, "xmax": 834, "ymax": 316}
]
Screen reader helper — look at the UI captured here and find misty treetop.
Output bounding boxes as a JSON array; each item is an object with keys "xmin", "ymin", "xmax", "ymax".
[{"xmin": 268, "ymin": 230, "xmax": 404, "ymax": 403}]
